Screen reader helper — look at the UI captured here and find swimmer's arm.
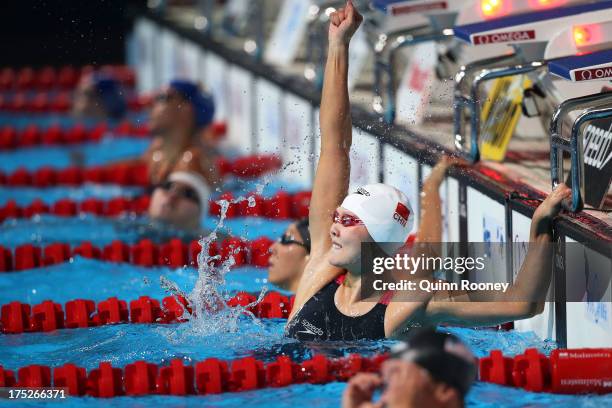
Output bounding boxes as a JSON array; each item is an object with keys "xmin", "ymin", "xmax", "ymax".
[
  {"xmin": 424, "ymin": 299, "xmax": 542, "ymax": 327},
  {"xmin": 407, "ymin": 157, "xmax": 463, "ymax": 278},
  {"xmin": 421, "ymin": 184, "xmax": 571, "ymax": 327},
  {"xmin": 419, "ymin": 234, "xmax": 551, "ymax": 326},
  {"xmin": 488, "ymin": 184, "xmax": 570, "ymax": 304},
  {"xmin": 309, "ymin": 36, "xmax": 352, "ymax": 254},
  {"xmin": 415, "ymin": 157, "xmax": 459, "ymax": 245},
  {"xmin": 384, "ymin": 285, "xmax": 534, "ymax": 333},
  {"xmin": 410, "ymin": 161, "xmax": 448, "ymax": 274},
  {"xmin": 293, "ymin": 44, "xmax": 353, "ymax": 310},
  {"xmin": 291, "ymin": 3, "xmax": 363, "ymax": 319}
]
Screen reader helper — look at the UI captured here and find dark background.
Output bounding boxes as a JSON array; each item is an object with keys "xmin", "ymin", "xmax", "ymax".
[{"xmin": 0, "ymin": 0, "xmax": 146, "ymax": 67}]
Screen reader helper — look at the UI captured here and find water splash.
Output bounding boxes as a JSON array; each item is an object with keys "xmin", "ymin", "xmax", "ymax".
[{"xmin": 160, "ymin": 183, "xmax": 278, "ymax": 336}]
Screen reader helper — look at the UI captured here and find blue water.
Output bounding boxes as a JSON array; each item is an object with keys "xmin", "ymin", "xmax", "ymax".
[
  {"xmin": 0, "ymin": 257, "xmax": 273, "ymax": 305},
  {"xmin": 1, "ymin": 116, "xmax": 611, "ymax": 407},
  {"xmin": 0, "ymin": 214, "xmax": 289, "ymax": 248},
  {"xmin": 0, "ymin": 112, "xmax": 148, "ymax": 129},
  {"xmin": 0, "ymin": 138, "xmax": 150, "ymax": 173},
  {"xmin": 0, "ymin": 185, "xmax": 144, "ymax": 206}
]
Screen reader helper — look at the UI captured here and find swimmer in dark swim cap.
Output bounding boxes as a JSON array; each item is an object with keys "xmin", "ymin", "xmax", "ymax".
[
  {"xmin": 342, "ymin": 327, "xmax": 477, "ymax": 408},
  {"xmin": 143, "ymin": 79, "xmax": 220, "ymax": 186},
  {"xmin": 268, "ymin": 218, "xmax": 311, "ymax": 293},
  {"xmin": 73, "ymin": 73, "xmax": 127, "ymax": 121}
]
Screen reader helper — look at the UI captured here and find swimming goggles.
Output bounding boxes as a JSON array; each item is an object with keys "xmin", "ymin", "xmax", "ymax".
[
  {"xmin": 279, "ymin": 233, "xmax": 308, "ymax": 249},
  {"xmin": 331, "ymin": 210, "xmax": 365, "ymax": 227},
  {"xmin": 157, "ymin": 180, "xmax": 200, "ymax": 205}
]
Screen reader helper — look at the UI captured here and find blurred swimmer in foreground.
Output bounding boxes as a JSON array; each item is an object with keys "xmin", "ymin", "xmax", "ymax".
[
  {"xmin": 72, "ymin": 73, "xmax": 127, "ymax": 121},
  {"xmin": 342, "ymin": 327, "xmax": 477, "ymax": 408},
  {"xmin": 285, "ymin": 0, "xmax": 572, "ymax": 341}
]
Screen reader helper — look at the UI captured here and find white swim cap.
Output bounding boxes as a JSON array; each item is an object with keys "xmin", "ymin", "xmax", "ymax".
[
  {"xmin": 168, "ymin": 171, "xmax": 211, "ymax": 215},
  {"xmin": 340, "ymin": 183, "xmax": 414, "ymax": 247}
]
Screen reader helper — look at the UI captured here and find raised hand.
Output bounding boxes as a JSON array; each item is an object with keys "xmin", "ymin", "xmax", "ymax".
[
  {"xmin": 530, "ymin": 183, "xmax": 571, "ymax": 238},
  {"xmin": 329, "ymin": 0, "xmax": 364, "ymax": 47},
  {"xmin": 342, "ymin": 373, "xmax": 383, "ymax": 408},
  {"xmin": 427, "ymin": 154, "xmax": 465, "ymax": 187},
  {"xmin": 380, "ymin": 360, "xmax": 439, "ymax": 408}
]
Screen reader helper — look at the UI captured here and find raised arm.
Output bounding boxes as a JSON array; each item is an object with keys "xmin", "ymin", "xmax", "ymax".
[
  {"xmin": 423, "ymin": 184, "xmax": 571, "ymax": 327},
  {"xmin": 308, "ymin": 1, "xmax": 363, "ymax": 255},
  {"xmin": 401, "ymin": 156, "xmax": 463, "ymax": 279},
  {"xmin": 416, "ymin": 156, "xmax": 462, "ymax": 244}
]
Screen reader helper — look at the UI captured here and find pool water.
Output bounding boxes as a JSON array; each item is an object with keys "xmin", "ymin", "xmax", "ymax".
[
  {"xmin": 1, "ymin": 122, "xmax": 611, "ymax": 407},
  {"xmin": 0, "ymin": 138, "xmax": 150, "ymax": 173},
  {"xmin": 0, "ymin": 112, "xmax": 147, "ymax": 130}
]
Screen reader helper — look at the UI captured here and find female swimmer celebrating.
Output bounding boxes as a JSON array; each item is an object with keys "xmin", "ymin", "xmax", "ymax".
[{"xmin": 285, "ymin": 0, "xmax": 571, "ymax": 341}]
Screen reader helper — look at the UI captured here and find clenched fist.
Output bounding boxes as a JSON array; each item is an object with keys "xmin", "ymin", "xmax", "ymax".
[{"xmin": 329, "ymin": 0, "xmax": 363, "ymax": 47}]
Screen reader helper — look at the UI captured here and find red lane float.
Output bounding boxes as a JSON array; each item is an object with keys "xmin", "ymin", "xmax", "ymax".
[
  {"xmin": 0, "ymin": 65, "xmax": 135, "ymax": 91},
  {"xmin": 0, "ymin": 196, "xmax": 151, "ymax": 222},
  {"xmin": 0, "ymin": 154, "xmax": 281, "ymax": 187},
  {"xmin": 0, "ymin": 123, "xmax": 149, "ymax": 150},
  {"xmin": 0, "ymin": 353, "xmax": 387, "ymax": 397},
  {"xmin": 217, "ymin": 155, "xmax": 282, "ymax": 179},
  {"xmin": 0, "ymin": 236, "xmax": 274, "ymax": 272},
  {"xmin": 1, "ymin": 163, "xmax": 150, "ymax": 187},
  {"xmin": 207, "ymin": 190, "xmax": 311, "ymax": 219},
  {"xmin": 0, "ymin": 291, "xmax": 292, "ymax": 335},
  {"xmin": 0, "ymin": 93, "xmax": 148, "ymax": 114},
  {"xmin": 0, "ymin": 121, "xmax": 228, "ymax": 150},
  {"xmin": 480, "ymin": 348, "xmax": 612, "ymax": 394},
  {"xmin": 0, "ymin": 190, "xmax": 310, "ymax": 223}
]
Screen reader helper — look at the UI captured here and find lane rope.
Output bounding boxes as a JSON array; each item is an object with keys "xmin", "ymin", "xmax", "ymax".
[
  {"xmin": 0, "ymin": 236, "xmax": 275, "ymax": 272},
  {"xmin": 1, "ymin": 290, "xmax": 294, "ymax": 335},
  {"xmin": 0, "ymin": 154, "xmax": 283, "ymax": 187},
  {"xmin": 0, "ymin": 190, "xmax": 311, "ymax": 222},
  {"xmin": 0, "ymin": 353, "xmax": 387, "ymax": 396}
]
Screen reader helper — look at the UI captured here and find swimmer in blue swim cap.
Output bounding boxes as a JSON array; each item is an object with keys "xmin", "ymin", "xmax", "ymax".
[
  {"xmin": 73, "ymin": 73, "xmax": 126, "ymax": 121},
  {"xmin": 143, "ymin": 79, "xmax": 220, "ymax": 187}
]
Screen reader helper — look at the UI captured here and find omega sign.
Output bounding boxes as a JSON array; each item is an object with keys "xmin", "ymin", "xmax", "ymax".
[
  {"xmin": 573, "ymin": 65, "xmax": 612, "ymax": 82},
  {"xmin": 473, "ymin": 30, "xmax": 535, "ymax": 45}
]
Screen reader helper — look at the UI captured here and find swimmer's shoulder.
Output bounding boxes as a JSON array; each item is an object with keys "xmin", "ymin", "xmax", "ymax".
[
  {"xmin": 288, "ymin": 250, "xmax": 343, "ymax": 320},
  {"xmin": 145, "ymin": 137, "xmax": 164, "ymax": 153}
]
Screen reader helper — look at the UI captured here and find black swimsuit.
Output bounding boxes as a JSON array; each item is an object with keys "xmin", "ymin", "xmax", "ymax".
[{"xmin": 285, "ymin": 275, "xmax": 392, "ymax": 341}]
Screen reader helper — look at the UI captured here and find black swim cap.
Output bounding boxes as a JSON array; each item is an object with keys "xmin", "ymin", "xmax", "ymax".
[
  {"xmin": 390, "ymin": 327, "xmax": 477, "ymax": 398},
  {"xmin": 295, "ymin": 218, "xmax": 311, "ymax": 253}
]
